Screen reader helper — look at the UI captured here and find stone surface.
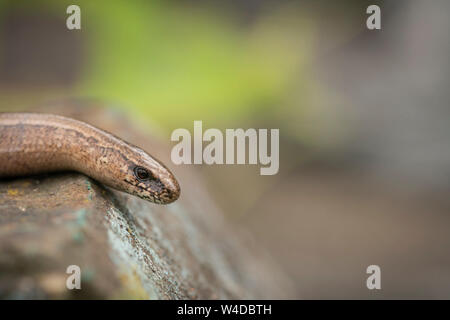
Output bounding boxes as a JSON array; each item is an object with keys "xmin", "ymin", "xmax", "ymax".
[{"xmin": 0, "ymin": 104, "xmax": 293, "ymax": 299}]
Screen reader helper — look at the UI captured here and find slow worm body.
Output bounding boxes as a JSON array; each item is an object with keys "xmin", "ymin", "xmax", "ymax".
[{"xmin": 0, "ymin": 113, "xmax": 180, "ymax": 204}]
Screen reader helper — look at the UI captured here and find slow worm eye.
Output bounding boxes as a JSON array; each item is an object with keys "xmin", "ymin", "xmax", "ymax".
[{"xmin": 134, "ymin": 166, "xmax": 151, "ymax": 181}]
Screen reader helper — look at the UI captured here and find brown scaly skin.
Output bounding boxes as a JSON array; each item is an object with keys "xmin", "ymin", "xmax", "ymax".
[{"xmin": 0, "ymin": 113, "xmax": 180, "ymax": 204}]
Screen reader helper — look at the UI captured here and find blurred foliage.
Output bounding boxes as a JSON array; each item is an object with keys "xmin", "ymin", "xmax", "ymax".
[
  {"xmin": 76, "ymin": 0, "xmax": 315, "ymax": 130},
  {"xmin": 0, "ymin": 0, "xmax": 315, "ymax": 131}
]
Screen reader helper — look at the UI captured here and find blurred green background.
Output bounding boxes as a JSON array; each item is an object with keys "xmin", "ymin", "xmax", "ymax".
[
  {"xmin": 1, "ymin": 0, "xmax": 450, "ymax": 299},
  {"xmin": 0, "ymin": 0, "xmax": 316, "ymax": 131}
]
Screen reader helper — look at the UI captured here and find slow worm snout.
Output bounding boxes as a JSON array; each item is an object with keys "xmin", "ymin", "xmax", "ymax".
[{"xmin": 0, "ymin": 113, "xmax": 180, "ymax": 204}]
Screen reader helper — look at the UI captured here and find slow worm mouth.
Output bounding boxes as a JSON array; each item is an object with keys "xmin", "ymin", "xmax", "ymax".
[
  {"xmin": 122, "ymin": 177, "xmax": 179, "ymax": 204},
  {"xmin": 122, "ymin": 179, "xmax": 137, "ymax": 188},
  {"xmin": 122, "ymin": 178, "xmax": 150, "ymax": 193}
]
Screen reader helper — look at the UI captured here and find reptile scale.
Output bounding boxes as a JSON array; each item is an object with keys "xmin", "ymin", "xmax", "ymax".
[{"xmin": 0, "ymin": 113, "xmax": 180, "ymax": 204}]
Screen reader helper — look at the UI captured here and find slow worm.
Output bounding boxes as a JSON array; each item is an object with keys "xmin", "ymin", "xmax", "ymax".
[{"xmin": 0, "ymin": 113, "xmax": 180, "ymax": 204}]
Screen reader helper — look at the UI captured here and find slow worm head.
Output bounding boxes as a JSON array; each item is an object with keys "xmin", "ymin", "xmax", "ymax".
[{"xmin": 0, "ymin": 112, "xmax": 180, "ymax": 204}]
